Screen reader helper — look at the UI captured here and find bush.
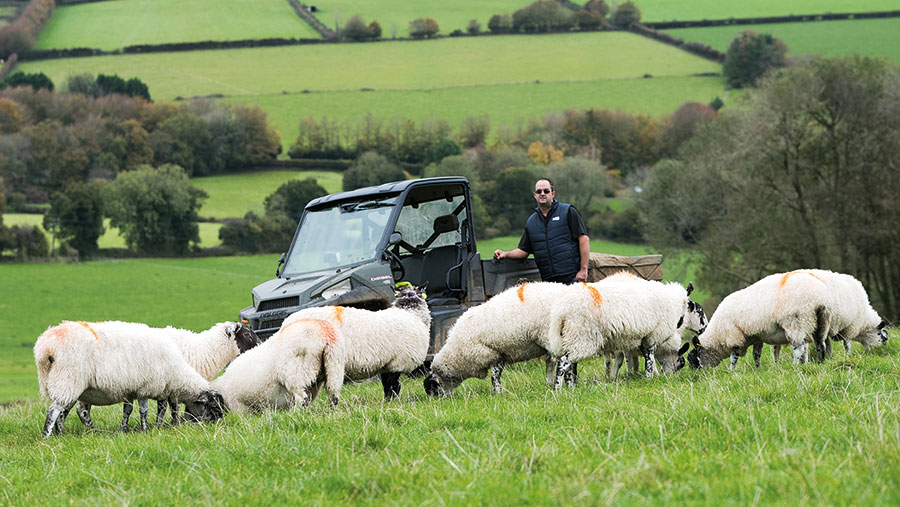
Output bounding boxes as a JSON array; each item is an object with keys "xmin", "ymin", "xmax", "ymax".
[
  {"xmin": 343, "ymin": 15, "xmax": 372, "ymax": 42},
  {"xmin": 488, "ymin": 14, "xmax": 513, "ymax": 34},
  {"xmin": 264, "ymin": 177, "xmax": 328, "ymax": 223},
  {"xmin": 409, "ymin": 17, "xmax": 439, "ymax": 39},
  {"xmin": 96, "ymin": 73, "xmax": 151, "ymax": 100},
  {"xmin": 584, "ymin": 0, "xmax": 610, "ymax": 16},
  {"xmin": 368, "ymin": 21, "xmax": 382, "ymax": 39},
  {"xmin": 513, "ymin": 0, "xmax": 573, "ymax": 33},
  {"xmin": 723, "ymin": 30, "xmax": 788, "ymax": 88},
  {"xmin": 219, "ymin": 212, "xmax": 294, "ymax": 254},
  {"xmin": 103, "ymin": 164, "xmax": 207, "ymax": 255},
  {"xmin": 457, "ymin": 115, "xmax": 490, "ymax": 148},
  {"xmin": 342, "ymin": 151, "xmax": 405, "ymax": 191},
  {"xmin": 1, "ymin": 72, "xmax": 54, "ymax": 91},
  {"xmin": 573, "ymin": 10, "xmax": 605, "ymax": 31},
  {"xmin": 44, "ymin": 180, "xmax": 105, "ymax": 258},
  {"xmin": 8, "ymin": 224, "xmax": 49, "ymax": 259},
  {"xmin": 611, "ymin": 1, "xmax": 641, "ymax": 28},
  {"xmin": 467, "ymin": 19, "xmax": 481, "ymax": 35},
  {"xmin": 587, "ymin": 206, "xmax": 644, "ymax": 243}
]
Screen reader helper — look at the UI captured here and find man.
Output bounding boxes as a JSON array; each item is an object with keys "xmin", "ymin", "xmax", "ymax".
[
  {"xmin": 493, "ymin": 177, "xmax": 590, "ymax": 284},
  {"xmin": 493, "ymin": 177, "xmax": 590, "ymax": 385}
]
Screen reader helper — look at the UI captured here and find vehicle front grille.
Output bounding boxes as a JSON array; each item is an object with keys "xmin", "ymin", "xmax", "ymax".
[
  {"xmin": 260, "ymin": 318, "xmax": 285, "ymax": 331},
  {"xmin": 258, "ymin": 296, "xmax": 299, "ymax": 312}
]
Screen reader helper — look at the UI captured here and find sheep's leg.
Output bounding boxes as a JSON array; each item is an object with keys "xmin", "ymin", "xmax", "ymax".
[
  {"xmin": 813, "ymin": 308, "xmax": 829, "ymax": 363},
  {"xmin": 76, "ymin": 402, "xmax": 95, "ymax": 429},
  {"xmin": 729, "ymin": 348, "xmax": 741, "ymax": 370},
  {"xmin": 305, "ymin": 380, "xmax": 324, "ymax": 407},
  {"xmin": 626, "ymin": 354, "xmax": 639, "ymax": 374},
  {"xmin": 613, "ymin": 353, "xmax": 625, "ymax": 380},
  {"xmin": 825, "ymin": 336, "xmax": 833, "ymax": 359},
  {"xmin": 156, "ymin": 399, "xmax": 168, "ymax": 426},
  {"xmin": 565, "ymin": 362, "xmax": 578, "ymax": 387},
  {"xmin": 381, "ymin": 372, "xmax": 402, "ymax": 400},
  {"xmin": 792, "ymin": 344, "xmax": 807, "ymax": 364},
  {"xmin": 121, "ymin": 400, "xmax": 134, "ymax": 431},
  {"xmin": 773, "ymin": 345, "xmax": 781, "ymax": 364},
  {"xmin": 752, "ymin": 344, "xmax": 762, "ymax": 369},
  {"xmin": 641, "ymin": 345, "xmax": 656, "ymax": 378},
  {"xmin": 554, "ymin": 355, "xmax": 573, "ymax": 389},
  {"xmin": 843, "ymin": 337, "xmax": 851, "ymax": 356},
  {"xmin": 170, "ymin": 397, "xmax": 181, "ymax": 425},
  {"xmin": 490, "ymin": 364, "xmax": 504, "ymax": 394},
  {"xmin": 544, "ymin": 356, "xmax": 557, "ymax": 388},
  {"xmin": 43, "ymin": 401, "xmax": 75, "ymax": 438},
  {"xmin": 138, "ymin": 399, "xmax": 149, "ymax": 431}
]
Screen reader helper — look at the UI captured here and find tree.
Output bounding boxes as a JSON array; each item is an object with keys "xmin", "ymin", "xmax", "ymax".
[
  {"xmin": 103, "ymin": 164, "xmax": 207, "ymax": 255},
  {"xmin": 44, "ymin": 181, "xmax": 105, "ymax": 258},
  {"xmin": 1, "ymin": 72, "xmax": 54, "ymax": 91},
  {"xmin": 264, "ymin": 178, "xmax": 328, "ymax": 223},
  {"xmin": 457, "ymin": 115, "xmax": 490, "ymax": 148},
  {"xmin": 584, "ymin": 0, "xmax": 610, "ymax": 16},
  {"xmin": 488, "ymin": 14, "xmax": 513, "ymax": 34},
  {"xmin": 610, "ymin": 1, "xmax": 641, "ymax": 28},
  {"xmin": 640, "ymin": 56, "xmax": 900, "ymax": 319},
  {"xmin": 723, "ymin": 30, "xmax": 788, "ymax": 88},
  {"xmin": 368, "ymin": 20, "xmax": 382, "ymax": 39},
  {"xmin": 547, "ymin": 156, "xmax": 608, "ymax": 212},
  {"xmin": 342, "ymin": 151, "xmax": 405, "ymax": 191},
  {"xmin": 343, "ymin": 15, "xmax": 371, "ymax": 42},
  {"xmin": 513, "ymin": 0, "xmax": 573, "ymax": 33},
  {"xmin": 0, "ymin": 97, "xmax": 24, "ymax": 134},
  {"xmin": 467, "ymin": 19, "xmax": 481, "ymax": 35},
  {"xmin": 409, "ymin": 17, "xmax": 439, "ymax": 39},
  {"xmin": 660, "ymin": 102, "xmax": 717, "ymax": 157}
]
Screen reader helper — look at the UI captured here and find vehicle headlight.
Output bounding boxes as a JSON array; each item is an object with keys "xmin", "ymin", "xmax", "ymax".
[
  {"xmin": 321, "ymin": 279, "xmax": 352, "ymax": 300},
  {"xmin": 252, "ymin": 292, "xmax": 260, "ymax": 309}
]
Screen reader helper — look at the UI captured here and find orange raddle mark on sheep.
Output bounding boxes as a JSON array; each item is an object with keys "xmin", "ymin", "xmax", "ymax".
[
  {"xmin": 76, "ymin": 321, "xmax": 99, "ymax": 340},
  {"xmin": 779, "ymin": 270, "xmax": 822, "ymax": 289},
  {"xmin": 278, "ymin": 318, "xmax": 339, "ymax": 345},
  {"xmin": 332, "ymin": 306, "xmax": 345, "ymax": 325},
  {"xmin": 581, "ymin": 282, "xmax": 603, "ymax": 309},
  {"xmin": 517, "ymin": 283, "xmax": 527, "ymax": 303}
]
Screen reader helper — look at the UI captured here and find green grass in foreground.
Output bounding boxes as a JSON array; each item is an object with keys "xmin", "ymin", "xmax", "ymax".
[
  {"xmin": 35, "ymin": 0, "xmax": 319, "ymax": 51},
  {"xmin": 3, "ymin": 214, "xmax": 223, "ymax": 249},
  {"xmin": 666, "ymin": 18, "xmax": 900, "ymax": 62},
  {"xmin": 2, "ymin": 336, "xmax": 898, "ymax": 503},
  {"xmin": 636, "ymin": 0, "xmax": 900, "ymax": 22},
  {"xmin": 192, "ymin": 170, "xmax": 344, "ymax": 219},
  {"xmin": 235, "ymin": 76, "xmax": 726, "ymax": 155}
]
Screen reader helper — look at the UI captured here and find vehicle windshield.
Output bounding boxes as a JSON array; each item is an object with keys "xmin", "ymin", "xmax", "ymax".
[{"xmin": 282, "ymin": 197, "xmax": 396, "ymax": 276}]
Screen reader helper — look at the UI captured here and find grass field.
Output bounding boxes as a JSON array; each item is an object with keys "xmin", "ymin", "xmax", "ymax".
[
  {"xmin": 234, "ymin": 75, "xmax": 727, "ymax": 154},
  {"xmin": 3, "ymin": 214, "xmax": 223, "ymax": 249},
  {"xmin": 635, "ymin": 0, "xmax": 900, "ymax": 22},
  {"xmin": 192, "ymin": 170, "xmax": 344, "ymax": 219},
  {"xmin": 666, "ymin": 17, "xmax": 900, "ymax": 63},
  {"xmin": 34, "ymin": 0, "xmax": 320, "ymax": 51}
]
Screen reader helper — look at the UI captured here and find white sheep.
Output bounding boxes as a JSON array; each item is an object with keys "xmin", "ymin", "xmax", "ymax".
[
  {"xmin": 424, "ymin": 281, "xmax": 569, "ymax": 397},
  {"xmin": 686, "ymin": 269, "xmax": 888, "ymax": 370},
  {"xmin": 211, "ymin": 285, "xmax": 430, "ymax": 412},
  {"xmin": 548, "ymin": 276, "xmax": 699, "ymax": 387},
  {"xmin": 34, "ymin": 320, "xmax": 225, "ymax": 437},
  {"xmin": 74, "ymin": 322, "xmax": 261, "ymax": 431}
]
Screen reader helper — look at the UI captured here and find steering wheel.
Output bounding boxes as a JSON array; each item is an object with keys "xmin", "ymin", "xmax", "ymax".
[{"xmin": 385, "ymin": 249, "xmax": 406, "ymax": 282}]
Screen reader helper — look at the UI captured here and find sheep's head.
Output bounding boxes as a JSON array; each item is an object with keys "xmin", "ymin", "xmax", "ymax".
[
  {"xmin": 679, "ymin": 300, "xmax": 707, "ymax": 335},
  {"xmin": 656, "ymin": 341, "xmax": 691, "ymax": 373},
  {"xmin": 424, "ymin": 367, "xmax": 461, "ymax": 397},
  {"xmin": 858, "ymin": 320, "xmax": 889, "ymax": 352},
  {"xmin": 184, "ymin": 390, "xmax": 226, "ymax": 423},
  {"xmin": 394, "ymin": 283, "xmax": 428, "ymax": 309},
  {"xmin": 229, "ymin": 322, "xmax": 262, "ymax": 353},
  {"xmin": 686, "ymin": 335, "xmax": 723, "ymax": 369}
]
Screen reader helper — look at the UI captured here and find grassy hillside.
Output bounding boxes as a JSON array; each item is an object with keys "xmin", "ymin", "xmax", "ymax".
[
  {"xmin": 192, "ymin": 170, "xmax": 344, "ymax": 219},
  {"xmin": 35, "ymin": 0, "xmax": 320, "ymax": 50},
  {"xmin": 636, "ymin": 0, "xmax": 900, "ymax": 22},
  {"xmin": 667, "ymin": 18, "xmax": 900, "ymax": 62}
]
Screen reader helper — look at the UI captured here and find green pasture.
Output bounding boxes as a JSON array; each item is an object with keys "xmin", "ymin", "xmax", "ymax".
[
  {"xmin": 2, "ymin": 329, "xmax": 898, "ymax": 503},
  {"xmin": 34, "ymin": 0, "xmax": 319, "ymax": 51},
  {"xmin": 18, "ymin": 33, "xmax": 721, "ymax": 100},
  {"xmin": 192, "ymin": 170, "xmax": 344, "ymax": 219},
  {"xmin": 234, "ymin": 75, "xmax": 726, "ymax": 154},
  {"xmin": 636, "ymin": 0, "xmax": 900, "ymax": 22},
  {"xmin": 667, "ymin": 17, "xmax": 900, "ymax": 63},
  {"xmin": 3, "ymin": 214, "xmax": 223, "ymax": 249}
]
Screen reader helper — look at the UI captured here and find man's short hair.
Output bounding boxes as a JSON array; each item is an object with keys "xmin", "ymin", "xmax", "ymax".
[{"xmin": 535, "ymin": 178, "xmax": 554, "ymax": 190}]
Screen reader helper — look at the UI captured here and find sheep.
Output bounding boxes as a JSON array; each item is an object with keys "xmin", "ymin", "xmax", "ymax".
[
  {"xmin": 34, "ymin": 320, "xmax": 225, "ymax": 437},
  {"xmin": 423, "ymin": 281, "xmax": 569, "ymax": 397},
  {"xmin": 75, "ymin": 322, "xmax": 260, "ymax": 431},
  {"xmin": 211, "ymin": 285, "xmax": 430, "ymax": 412},
  {"xmin": 686, "ymin": 269, "xmax": 889, "ymax": 370},
  {"xmin": 547, "ymin": 276, "xmax": 700, "ymax": 387}
]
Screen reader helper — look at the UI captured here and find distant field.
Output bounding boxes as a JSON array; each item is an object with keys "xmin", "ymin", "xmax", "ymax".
[
  {"xmin": 19, "ymin": 33, "xmax": 721, "ymax": 99},
  {"xmin": 193, "ymin": 170, "xmax": 343, "ymax": 218},
  {"xmin": 3, "ymin": 214, "xmax": 223, "ymax": 249},
  {"xmin": 233, "ymin": 76, "xmax": 726, "ymax": 153},
  {"xmin": 636, "ymin": 0, "xmax": 900, "ymax": 22},
  {"xmin": 666, "ymin": 18, "xmax": 900, "ymax": 62},
  {"xmin": 34, "ymin": 0, "xmax": 319, "ymax": 51}
]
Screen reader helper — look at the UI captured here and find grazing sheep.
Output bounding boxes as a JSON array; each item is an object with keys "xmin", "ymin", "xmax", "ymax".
[
  {"xmin": 76, "ymin": 322, "xmax": 261, "ymax": 431},
  {"xmin": 34, "ymin": 321, "xmax": 225, "ymax": 437},
  {"xmin": 424, "ymin": 281, "xmax": 568, "ymax": 397},
  {"xmin": 686, "ymin": 269, "xmax": 888, "ymax": 370},
  {"xmin": 211, "ymin": 285, "xmax": 430, "ymax": 412},
  {"xmin": 548, "ymin": 276, "xmax": 699, "ymax": 387}
]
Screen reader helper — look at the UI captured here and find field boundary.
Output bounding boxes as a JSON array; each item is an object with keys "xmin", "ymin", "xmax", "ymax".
[
  {"xmin": 630, "ymin": 23, "xmax": 725, "ymax": 63},
  {"xmin": 645, "ymin": 9, "xmax": 900, "ymax": 29},
  {"xmin": 287, "ymin": 0, "xmax": 336, "ymax": 40}
]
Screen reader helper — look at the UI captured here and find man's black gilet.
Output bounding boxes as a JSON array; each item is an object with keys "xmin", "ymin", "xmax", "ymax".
[{"xmin": 525, "ymin": 201, "xmax": 580, "ymax": 281}]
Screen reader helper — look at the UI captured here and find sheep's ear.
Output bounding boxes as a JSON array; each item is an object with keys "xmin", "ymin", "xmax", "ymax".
[
  {"xmin": 692, "ymin": 335, "xmax": 702, "ymax": 348},
  {"xmin": 686, "ymin": 282, "xmax": 694, "ymax": 296},
  {"xmin": 418, "ymin": 281, "xmax": 429, "ymax": 293},
  {"xmin": 688, "ymin": 301, "xmax": 695, "ymax": 311},
  {"xmin": 230, "ymin": 322, "xmax": 242, "ymax": 335},
  {"xmin": 878, "ymin": 320, "xmax": 887, "ymax": 330},
  {"xmin": 678, "ymin": 342, "xmax": 691, "ymax": 355}
]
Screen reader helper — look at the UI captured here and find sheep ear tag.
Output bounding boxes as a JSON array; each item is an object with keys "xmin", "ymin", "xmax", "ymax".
[{"xmin": 692, "ymin": 336, "xmax": 702, "ymax": 347}]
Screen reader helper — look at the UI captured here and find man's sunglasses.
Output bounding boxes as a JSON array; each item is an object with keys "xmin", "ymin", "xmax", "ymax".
[{"xmin": 534, "ymin": 189, "xmax": 552, "ymax": 194}]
